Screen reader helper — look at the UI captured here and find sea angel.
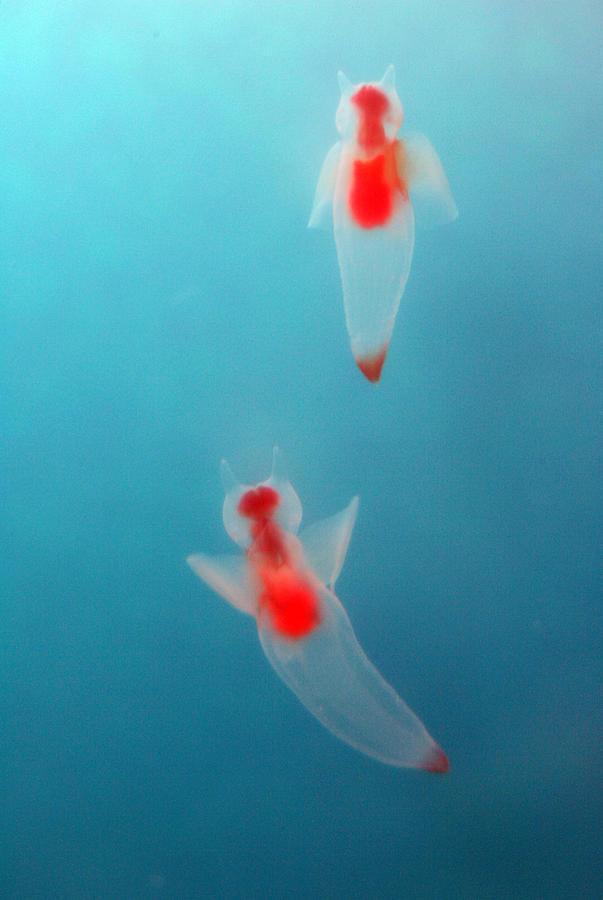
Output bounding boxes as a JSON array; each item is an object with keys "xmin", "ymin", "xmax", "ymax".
[
  {"xmin": 309, "ymin": 65, "xmax": 457, "ymax": 382},
  {"xmin": 187, "ymin": 448, "xmax": 449, "ymax": 772}
]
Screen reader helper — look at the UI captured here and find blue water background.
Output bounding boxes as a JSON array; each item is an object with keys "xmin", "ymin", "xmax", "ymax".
[{"xmin": 1, "ymin": 2, "xmax": 601, "ymax": 897}]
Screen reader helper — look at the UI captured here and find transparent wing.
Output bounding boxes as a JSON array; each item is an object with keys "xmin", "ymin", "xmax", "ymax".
[
  {"xmin": 333, "ymin": 151, "xmax": 415, "ymax": 382},
  {"xmin": 187, "ymin": 552, "xmax": 256, "ymax": 616},
  {"xmin": 258, "ymin": 585, "xmax": 448, "ymax": 771},
  {"xmin": 299, "ymin": 497, "xmax": 359, "ymax": 589},
  {"xmin": 397, "ymin": 133, "xmax": 458, "ymax": 227},
  {"xmin": 308, "ymin": 142, "xmax": 341, "ymax": 230}
]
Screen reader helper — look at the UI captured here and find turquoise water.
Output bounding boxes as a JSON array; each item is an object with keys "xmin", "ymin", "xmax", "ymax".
[{"xmin": 1, "ymin": 2, "xmax": 601, "ymax": 897}]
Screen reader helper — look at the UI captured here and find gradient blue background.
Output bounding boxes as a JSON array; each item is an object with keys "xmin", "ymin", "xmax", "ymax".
[{"xmin": 1, "ymin": 2, "xmax": 601, "ymax": 897}]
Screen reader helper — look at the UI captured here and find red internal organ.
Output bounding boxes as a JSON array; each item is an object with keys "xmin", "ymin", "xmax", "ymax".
[
  {"xmin": 349, "ymin": 154, "xmax": 393, "ymax": 227},
  {"xmin": 240, "ymin": 483, "xmax": 320, "ymax": 638},
  {"xmin": 259, "ymin": 565, "xmax": 320, "ymax": 639},
  {"xmin": 351, "ymin": 85, "xmax": 388, "ymax": 152},
  {"xmin": 238, "ymin": 485, "xmax": 280, "ymax": 519}
]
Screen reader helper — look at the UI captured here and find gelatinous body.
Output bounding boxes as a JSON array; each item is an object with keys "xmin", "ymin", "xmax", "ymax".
[
  {"xmin": 309, "ymin": 65, "xmax": 457, "ymax": 382},
  {"xmin": 187, "ymin": 448, "xmax": 449, "ymax": 772}
]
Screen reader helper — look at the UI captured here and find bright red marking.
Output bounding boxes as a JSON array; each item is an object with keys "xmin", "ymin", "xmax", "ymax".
[
  {"xmin": 355, "ymin": 344, "xmax": 388, "ymax": 383},
  {"xmin": 241, "ymin": 482, "xmax": 321, "ymax": 639},
  {"xmin": 348, "ymin": 142, "xmax": 404, "ymax": 229},
  {"xmin": 349, "ymin": 154, "xmax": 392, "ymax": 227},
  {"xmin": 351, "ymin": 85, "xmax": 388, "ymax": 152},
  {"xmin": 421, "ymin": 745, "xmax": 450, "ymax": 774},
  {"xmin": 238, "ymin": 485, "xmax": 279, "ymax": 520},
  {"xmin": 259, "ymin": 565, "xmax": 320, "ymax": 639}
]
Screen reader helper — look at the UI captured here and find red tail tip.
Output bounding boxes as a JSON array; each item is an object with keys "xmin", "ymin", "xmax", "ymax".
[
  {"xmin": 355, "ymin": 344, "xmax": 388, "ymax": 383},
  {"xmin": 421, "ymin": 745, "xmax": 450, "ymax": 774}
]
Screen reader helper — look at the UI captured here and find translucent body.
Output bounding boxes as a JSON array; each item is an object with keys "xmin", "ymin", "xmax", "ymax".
[
  {"xmin": 309, "ymin": 65, "xmax": 457, "ymax": 382},
  {"xmin": 187, "ymin": 449, "xmax": 448, "ymax": 772}
]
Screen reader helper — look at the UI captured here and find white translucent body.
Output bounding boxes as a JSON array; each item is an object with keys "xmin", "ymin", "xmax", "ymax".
[
  {"xmin": 187, "ymin": 450, "xmax": 447, "ymax": 771},
  {"xmin": 259, "ymin": 582, "xmax": 440, "ymax": 768},
  {"xmin": 333, "ymin": 149, "xmax": 415, "ymax": 362},
  {"xmin": 309, "ymin": 65, "xmax": 457, "ymax": 374}
]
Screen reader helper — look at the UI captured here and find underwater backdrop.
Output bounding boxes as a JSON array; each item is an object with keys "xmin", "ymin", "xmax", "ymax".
[{"xmin": 1, "ymin": 1, "xmax": 601, "ymax": 897}]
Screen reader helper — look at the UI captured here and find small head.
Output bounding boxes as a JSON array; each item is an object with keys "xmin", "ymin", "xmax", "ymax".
[
  {"xmin": 220, "ymin": 447, "xmax": 302, "ymax": 549},
  {"xmin": 335, "ymin": 64, "xmax": 403, "ymax": 146}
]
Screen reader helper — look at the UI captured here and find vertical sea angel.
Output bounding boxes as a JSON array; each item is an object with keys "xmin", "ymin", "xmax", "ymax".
[{"xmin": 309, "ymin": 65, "xmax": 457, "ymax": 382}]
